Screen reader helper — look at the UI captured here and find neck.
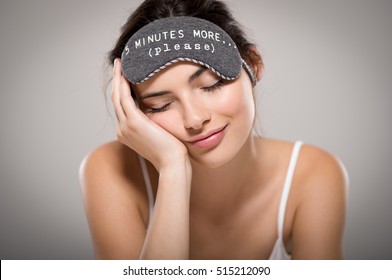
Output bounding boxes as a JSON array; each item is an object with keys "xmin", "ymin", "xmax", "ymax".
[{"xmin": 190, "ymin": 134, "xmax": 260, "ymax": 213}]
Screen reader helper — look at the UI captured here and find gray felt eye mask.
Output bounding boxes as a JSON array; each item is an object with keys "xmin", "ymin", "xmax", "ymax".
[{"xmin": 121, "ymin": 16, "xmax": 256, "ymax": 85}]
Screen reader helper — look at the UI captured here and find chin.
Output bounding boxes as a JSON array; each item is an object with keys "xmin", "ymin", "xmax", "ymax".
[
  {"xmin": 188, "ymin": 142, "xmax": 242, "ymax": 169},
  {"xmin": 187, "ymin": 121, "xmax": 254, "ymax": 169}
]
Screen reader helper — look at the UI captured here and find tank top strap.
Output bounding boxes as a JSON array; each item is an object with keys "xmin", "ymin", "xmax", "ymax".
[
  {"xmin": 138, "ymin": 155, "xmax": 154, "ymax": 224},
  {"xmin": 276, "ymin": 141, "xmax": 303, "ymax": 238}
]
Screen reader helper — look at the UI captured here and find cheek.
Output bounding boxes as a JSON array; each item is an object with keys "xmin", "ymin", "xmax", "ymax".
[
  {"xmin": 215, "ymin": 82, "xmax": 255, "ymax": 123},
  {"xmin": 148, "ymin": 111, "xmax": 181, "ymax": 137}
]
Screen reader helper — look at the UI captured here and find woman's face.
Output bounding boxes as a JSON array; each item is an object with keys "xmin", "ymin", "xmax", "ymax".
[{"xmin": 133, "ymin": 62, "xmax": 255, "ymax": 168}]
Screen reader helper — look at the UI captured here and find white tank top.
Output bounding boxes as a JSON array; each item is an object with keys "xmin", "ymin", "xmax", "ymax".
[
  {"xmin": 138, "ymin": 141, "xmax": 303, "ymax": 260},
  {"xmin": 268, "ymin": 141, "xmax": 303, "ymax": 259}
]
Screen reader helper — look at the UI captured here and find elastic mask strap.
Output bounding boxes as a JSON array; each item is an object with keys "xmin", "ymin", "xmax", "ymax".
[{"xmin": 242, "ymin": 59, "xmax": 257, "ymax": 86}]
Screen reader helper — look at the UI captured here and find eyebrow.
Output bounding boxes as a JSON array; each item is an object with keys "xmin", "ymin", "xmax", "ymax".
[
  {"xmin": 140, "ymin": 66, "xmax": 208, "ymax": 101},
  {"xmin": 188, "ymin": 66, "xmax": 208, "ymax": 83},
  {"xmin": 139, "ymin": 90, "xmax": 170, "ymax": 101}
]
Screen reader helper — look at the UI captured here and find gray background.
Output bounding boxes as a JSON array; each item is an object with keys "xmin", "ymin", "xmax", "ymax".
[{"xmin": 0, "ymin": 0, "xmax": 391, "ymax": 259}]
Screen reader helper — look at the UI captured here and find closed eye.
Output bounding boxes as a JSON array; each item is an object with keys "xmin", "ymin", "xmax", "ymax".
[
  {"xmin": 201, "ymin": 79, "xmax": 225, "ymax": 92},
  {"xmin": 146, "ymin": 102, "xmax": 172, "ymax": 114}
]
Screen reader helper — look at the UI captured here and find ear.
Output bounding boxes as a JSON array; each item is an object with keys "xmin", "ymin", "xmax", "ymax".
[{"xmin": 249, "ymin": 46, "xmax": 263, "ymax": 81}]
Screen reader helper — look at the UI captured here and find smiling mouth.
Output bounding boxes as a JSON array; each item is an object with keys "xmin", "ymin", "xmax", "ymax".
[{"xmin": 188, "ymin": 125, "xmax": 227, "ymax": 149}]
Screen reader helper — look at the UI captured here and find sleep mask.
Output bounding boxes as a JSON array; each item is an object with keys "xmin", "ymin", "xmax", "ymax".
[{"xmin": 121, "ymin": 16, "xmax": 256, "ymax": 85}]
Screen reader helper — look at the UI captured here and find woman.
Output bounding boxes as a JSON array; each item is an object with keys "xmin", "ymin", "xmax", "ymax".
[{"xmin": 80, "ymin": 0, "xmax": 347, "ymax": 260}]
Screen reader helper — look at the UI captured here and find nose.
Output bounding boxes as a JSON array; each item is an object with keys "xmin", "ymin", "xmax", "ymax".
[{"xmin": 182, "ymin": 98, "xmax": 211, "ymax": 130}]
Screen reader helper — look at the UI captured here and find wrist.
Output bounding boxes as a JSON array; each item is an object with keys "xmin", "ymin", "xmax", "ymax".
[
  {"xmin": 159, "ymin": 154, "xmax": 192, "ymax": 184},
  {"xmin": 157, "ymin": 150, "xmax": 191, "ymax": 173}
]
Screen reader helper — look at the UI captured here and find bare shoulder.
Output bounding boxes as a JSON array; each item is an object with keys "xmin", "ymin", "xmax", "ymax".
[
  {"xmin": 259, "ymin": 138, "xmax": 348, "ymax": 259},
  {"xmin": 80, "ymin": 141, "xmax": 138, "ymax": 177},
  {"xmin": 296, "ymin": 143, "xmax": 349, "ymax": 196},
  {"xmin": 292, "ymin": 142, "xmax": 348, "ymax": 259},
  {"xmin": 81, "ymin": 141, "xmax": 137, "ymax": 188},
  {"xmin": 258, "ymin": 138, "xmax": 348, "ymax": 192},
  {"xmin": 79, "ymin": 141, "xmax": 150, "ymax": 259},
  {"xmin": 79, "ymin": 140, "xmax": 148, "ymax": 205}
]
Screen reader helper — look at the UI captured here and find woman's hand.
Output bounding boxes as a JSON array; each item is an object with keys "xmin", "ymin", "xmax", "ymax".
[
  {"xmin": 111, "ymin": 59, "xmax": 192, "ymax": 259},
  {"xmin": 112, "ymin": 59, "xmax": 189, "ymax": 171}
]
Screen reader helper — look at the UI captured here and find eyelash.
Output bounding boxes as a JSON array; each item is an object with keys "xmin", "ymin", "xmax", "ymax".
[
  {"xmin": 146, "ymin": 80, "xmax": 225, "ymax": 114},
  {"xmin": 147, "ymin": 102, "xmax": 172, "ymax": 114},
  {"xmin": 201, "ymin": 79, "xmax": 225, "ymax": 92}
]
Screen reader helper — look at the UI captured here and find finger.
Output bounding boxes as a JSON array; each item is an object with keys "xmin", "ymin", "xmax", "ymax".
[
  {"xmin": 112, "ymin": 59, "xmax": 128, "ymax": 122},
  {"xmin": 119, "ymin": 75, "xmax": 139, "ymax": 117}
]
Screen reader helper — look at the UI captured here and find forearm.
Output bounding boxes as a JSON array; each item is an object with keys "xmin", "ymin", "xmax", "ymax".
[{"xmin": 139, "ymin": 157, "xmax": 192, "ymax": 259}]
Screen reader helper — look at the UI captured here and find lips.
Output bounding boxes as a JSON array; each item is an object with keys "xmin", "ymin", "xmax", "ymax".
[{"xmin": 187, "ymin": 125, "xmax": 227, "ymax": 149}]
